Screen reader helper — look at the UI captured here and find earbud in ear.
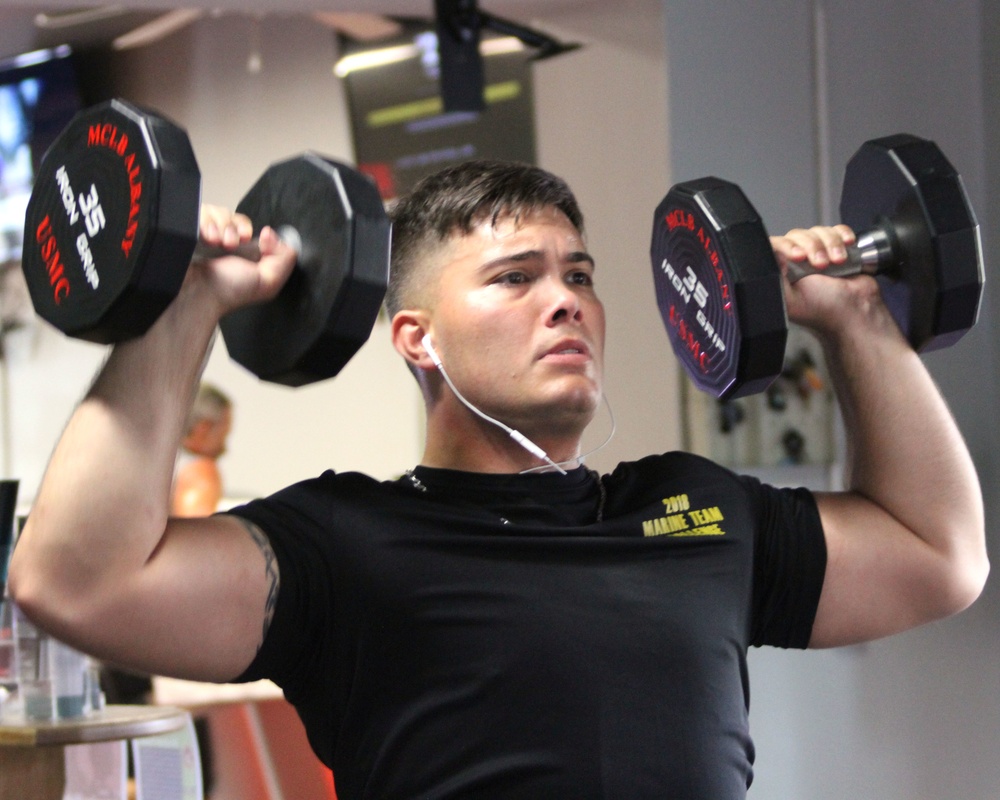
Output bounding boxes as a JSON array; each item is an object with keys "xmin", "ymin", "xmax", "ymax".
[{"xmin": 421, "ymin": 334, "xmax": 443, "ymax": 367}]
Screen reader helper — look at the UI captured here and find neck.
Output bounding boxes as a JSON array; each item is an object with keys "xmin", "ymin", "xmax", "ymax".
[{"xmin": 421, "ymin": 399, "xmax": 585, "ymax": 474}]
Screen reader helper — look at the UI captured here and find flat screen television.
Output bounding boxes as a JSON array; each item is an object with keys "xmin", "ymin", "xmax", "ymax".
[
  {"xmin": 338, "ymin": 22, "xmax": 537, "ymax": 204},
  {"xmin": 0, "ymin": 45, "xmax": 82, "ymax": 266}
]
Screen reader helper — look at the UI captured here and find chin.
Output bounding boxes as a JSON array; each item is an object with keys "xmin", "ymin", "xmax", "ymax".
[{"xmin": 539, "ymin": 389, "xmax": 602, "ymax": 433}]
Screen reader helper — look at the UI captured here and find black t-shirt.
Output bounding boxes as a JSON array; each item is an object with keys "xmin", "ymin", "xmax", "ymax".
[{"xmin": 231, "ymin": 452, "xmax": 826, "ymax": 799}]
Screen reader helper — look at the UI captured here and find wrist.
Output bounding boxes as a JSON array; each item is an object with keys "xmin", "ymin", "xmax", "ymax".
[{"xmin": 792, "ymin": 277, "xmax": 904, "ymax": 352}]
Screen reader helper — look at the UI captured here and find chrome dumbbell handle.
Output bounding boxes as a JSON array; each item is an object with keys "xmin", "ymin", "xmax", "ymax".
[{"xmin": 786, "ymin": 226, "xmax": 895, "ymax": 283}]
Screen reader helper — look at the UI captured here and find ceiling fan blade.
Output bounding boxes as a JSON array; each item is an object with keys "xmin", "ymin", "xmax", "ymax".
[
  {"xmin": 35, "ymin": 5, "xmax": 129, "ymax": 30},
  {"xmin": 313, "ymin": 12, "xmax": 403, "ymax": 42},
  {"xmin": 112, "ymin": 8, "xmax": 204, "ymax": 50}
]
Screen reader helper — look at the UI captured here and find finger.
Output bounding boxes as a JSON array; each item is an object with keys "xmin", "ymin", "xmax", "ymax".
[
  {"xmin": 832, "ymin": 223, "xmax": 857, "ymax": 246},
  {"xmin": 253, "ymin": 231, "xmax": 298, "ymax": 301},
  {"xmin": 779, "ymin": 226, "xmax": 852, "ymax": 268},
  {"xmin": 199, "ymin": 205, "xmax": 254, "ymax": 248},
  {"xmin": 805, "ymin": 225, "xmax": 851, "ymax": 263},
  {"xmin": 199, "ymin": 204, "xmax": 223, "ymax": 243},
  {"xmin": 770, "ymin": 234, "xmax": 807, "ymax": 264},
  {"xmin": 256, "ymin": 225, "xmax": 285, "ymax": 256},
  {"xmin": 228, "ymin": 213, "xmax": 254, "ymax": 245},
  {"xmin": 784, "ymin": 229, "xmax": 830, "ymax": 267}
]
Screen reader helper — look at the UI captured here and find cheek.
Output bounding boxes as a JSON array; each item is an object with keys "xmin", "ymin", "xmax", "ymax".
[
  {"xmin": 444, "ymin": 316, "xmax": 528, "ymax": 382},
  {"xmin": 590, "ymin": 300, "xmax": 607, "ymax": 346},
  {"xmin": 456, "ymin": 296, "xmax": 528, "ymax": 345}
]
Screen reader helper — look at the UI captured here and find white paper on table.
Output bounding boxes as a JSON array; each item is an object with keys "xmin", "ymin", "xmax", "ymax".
[
  {"xmin": 63, "ymin": 739, "xmax": 127, "ymax": 800},
  {"xmin": 132, "ymin": 712, "xmax": 203, "ymax": 800}
]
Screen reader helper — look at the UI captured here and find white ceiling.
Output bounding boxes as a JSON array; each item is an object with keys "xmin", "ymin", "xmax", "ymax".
[{"xmin": 0, "ymin": 1, "xmax": 602, "ymax": 60}]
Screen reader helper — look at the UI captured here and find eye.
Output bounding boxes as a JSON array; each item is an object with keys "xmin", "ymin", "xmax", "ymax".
[
  {"xmin": 567, "ymin": 269, "xmax": 594, "ymax": 287},
  {"xmin": 494, "ymin": 270, "xmax": 531, "ymax": 285}
]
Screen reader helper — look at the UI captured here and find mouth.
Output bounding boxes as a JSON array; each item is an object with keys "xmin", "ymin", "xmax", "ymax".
[{"xmin": 541, "ymin": 339, "xmax": 591, "ymax": 361}]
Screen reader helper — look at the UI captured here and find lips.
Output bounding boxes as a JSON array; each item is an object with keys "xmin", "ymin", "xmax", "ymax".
[{"xmin": 540, "ymin": 339, "xmax": 591, "ymax": 360}]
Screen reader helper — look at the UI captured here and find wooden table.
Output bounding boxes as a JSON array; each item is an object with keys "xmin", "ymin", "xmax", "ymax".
[{"xmin": 0, "ymin": 704, "xmax": 188, "ymax": 799}]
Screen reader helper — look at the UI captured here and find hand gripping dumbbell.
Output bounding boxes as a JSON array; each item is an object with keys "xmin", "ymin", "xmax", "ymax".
[
  {"xmin": 649, "ymin": 133, "xmax": 984, "ymax": 398},
  {"xmin": 22, "ymin": 98, "xmax": 390, "ymax": 387}
]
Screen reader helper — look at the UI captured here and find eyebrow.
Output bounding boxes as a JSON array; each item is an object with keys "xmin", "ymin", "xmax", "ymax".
[{"xmin": 480, "ymin": 249, "xmax": 596, "ymax": 272}]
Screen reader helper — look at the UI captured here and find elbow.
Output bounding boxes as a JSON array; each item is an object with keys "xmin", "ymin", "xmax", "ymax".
[
  {"xmin": 957, "ymin": 517, "xmax": 991, "ymax": 610},
  {"xmin": 6, "ymin": 540, "xmax": 86, "ymax": 640},
  {"xmin": 936, "ymin": 546, "xmax": 990, "ymax": 619},
  {"xmin": 7, "ymin": 546, "xmax": 34, "ymax": 612},
  {"xmin": 961, "ymin": 550, "xmax": 990, "ymax": 608},
  {"xmin": 928, "ymin": 506, "xmax": 990, "ymax": 618},
  {"xmin": 7, "ymin": 550, "xmax": 56, "ymax": 631}
]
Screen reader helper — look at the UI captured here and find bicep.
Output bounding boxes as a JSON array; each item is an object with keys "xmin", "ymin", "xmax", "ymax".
[
  {"xmin": 808, "ymin": 491, "xmax": 951, "ymax": 648},
  {"xmin": 87, "ymin": 514, "xmax": 279, "ymax": 682}
]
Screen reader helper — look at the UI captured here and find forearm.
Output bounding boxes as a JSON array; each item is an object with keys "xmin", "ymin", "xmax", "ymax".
[{"xmin": 9, "ymin": 275, "xmax": 221, "ymax": 616}]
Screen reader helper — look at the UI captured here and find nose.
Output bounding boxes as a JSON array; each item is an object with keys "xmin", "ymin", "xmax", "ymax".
[{"xmin": 545, "ymin": 276, "xmax": 583, "ymax": 326}]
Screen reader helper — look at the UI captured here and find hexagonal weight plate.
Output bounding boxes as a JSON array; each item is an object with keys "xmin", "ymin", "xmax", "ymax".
[
  {"xmin": 839, "ymin": 134, "xmax": 983, "ymax": 352},
  {"xmin": 219, "ymin": 154, "xmax": 390, "ymax": 387},
  {"xmin": 22, "ymin": 99, "xmax": 201, "ymax": 343},
  {"xmin": 650, "ymin": 177, "xmax": 788, "ymax": 399}
]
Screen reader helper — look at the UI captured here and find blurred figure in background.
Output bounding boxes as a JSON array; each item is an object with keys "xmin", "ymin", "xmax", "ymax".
[{"xmin": 172, "ymin": 383, "xmax": 233, "ymax": 518}]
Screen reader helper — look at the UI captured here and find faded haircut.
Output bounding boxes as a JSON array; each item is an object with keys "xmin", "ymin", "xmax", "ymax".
[{"xmin": 385, "ymin": 159, "xmax": 585, "ymax": 317}]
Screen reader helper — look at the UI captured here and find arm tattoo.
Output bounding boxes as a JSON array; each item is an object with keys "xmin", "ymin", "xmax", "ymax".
[{"xmin": 236, "ymin": 518, "xmax": 280, "ymax": 652}]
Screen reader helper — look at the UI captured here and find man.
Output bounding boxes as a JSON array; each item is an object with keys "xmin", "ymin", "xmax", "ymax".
[
  {"xmin": 172, "ymin": 382, "xmax": 233, "ymax": 518},
  {"xmin": 9, "ymin": 160, "xmax": 988, "ymax": 798}
]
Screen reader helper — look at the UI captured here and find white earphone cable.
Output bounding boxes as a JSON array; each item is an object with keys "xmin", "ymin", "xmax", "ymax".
[{"xmin": 422, "ymin": 334, "xmax": 568, "ymax": 475}]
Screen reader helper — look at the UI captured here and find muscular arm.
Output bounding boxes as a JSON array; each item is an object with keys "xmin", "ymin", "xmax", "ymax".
[
  {"xmin": 772, "ymin": 228, "xmax": 989, "ymax": 648},
  {"xmin": 8, "ymin": 216, "xmax": 294, "ymax": 681}
]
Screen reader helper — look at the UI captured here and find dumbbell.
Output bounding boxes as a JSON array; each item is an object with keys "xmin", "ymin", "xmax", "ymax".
[
  {"xmin": 21, "ymin": 98, "xmax": 390, "ymax": 387},
  {"xmin": 649, "ymin": 133, "xmax": 984, "ymax": 399}
]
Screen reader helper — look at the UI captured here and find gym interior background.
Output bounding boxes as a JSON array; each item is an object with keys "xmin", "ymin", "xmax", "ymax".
[{"xmin": 0, "ymin": 1, "xmax": 998, "ymax": 798}]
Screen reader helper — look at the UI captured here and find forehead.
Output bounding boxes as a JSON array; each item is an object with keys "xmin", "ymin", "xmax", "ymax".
[
  {"xmin": 404, "ymin": 205, "xmax": 586, "ymax": 310},
  {"xmin": 444, "ymin": 205, "xmax": 584, "ymax": 255}
]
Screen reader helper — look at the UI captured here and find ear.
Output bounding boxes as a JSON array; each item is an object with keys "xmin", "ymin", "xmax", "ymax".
[{"xmin": 391, "ymin": 309, "xmax": 436, "ymax": 371}]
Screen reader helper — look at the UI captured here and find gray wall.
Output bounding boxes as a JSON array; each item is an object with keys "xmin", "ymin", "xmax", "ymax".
[{"xmin": 665, "ymin": 1, "xmax": 999, "ymax": 797}]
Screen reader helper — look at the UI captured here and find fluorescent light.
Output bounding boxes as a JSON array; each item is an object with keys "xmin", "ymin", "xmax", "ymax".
[
  {"xmin": 334, "ymin": 43, "xmax": 420, "ymax": 77},
  {"xmin": 334, "ymin": 35, "xmax": 525, "ymax": 78},
  {"xmin": 481, "ymin": 37, "xmax": 525, "ymax": 56}
]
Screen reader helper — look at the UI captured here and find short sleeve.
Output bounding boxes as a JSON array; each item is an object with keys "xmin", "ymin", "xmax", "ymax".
[
  {"xmin": 225, "ymin": 483, "xmax": 335, "ymax": 687},
  {"xmin": 747, "ymin": 480, "xmax": 827, "ymax": 648}
]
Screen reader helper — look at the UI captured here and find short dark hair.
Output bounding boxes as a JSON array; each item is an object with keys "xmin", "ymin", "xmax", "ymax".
[{"xmin": 386, "ymin": 160, "xmax": 585, "ymax": 316}]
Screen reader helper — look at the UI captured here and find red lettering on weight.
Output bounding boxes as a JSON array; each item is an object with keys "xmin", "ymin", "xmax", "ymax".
[
  {"xmin": 121, "ymin": 151, "xmax": 141, "ymax": 258},
  {"xmin": 34, "ymin": 215, "xmax": 71, "ymax": 304},
  {"xmin": 86, "ymin": 123, "xmax": 128, "ymax": 156},
  {"xmin": 686, "ymin": 237, "xmax": 730, "ymax": 314},
  {"xmin": 668, "ymin": 304, "xmax": 708, "ymax": 373},
  {"xmin": 87, "ymin": 122, "xmax": 142, "ymax": 259},
  {"xmin": 664, "ymin": 208, "xmax": 695, "ymax": 232}
]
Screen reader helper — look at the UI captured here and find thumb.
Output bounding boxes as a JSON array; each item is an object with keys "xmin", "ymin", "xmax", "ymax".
[{"xmin": 254, "ymin": 226, "xmax": 298, "ymax": 300}]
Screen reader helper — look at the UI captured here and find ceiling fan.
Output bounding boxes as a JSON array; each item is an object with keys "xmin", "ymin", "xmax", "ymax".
[{"xmin": 34, "ymin": 6, "xmax": 404, "ymax": 50}]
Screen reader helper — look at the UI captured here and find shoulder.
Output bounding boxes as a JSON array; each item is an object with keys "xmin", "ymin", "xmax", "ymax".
[
  {"xmin": 604, "ymin": 451, "xmax": 747, "ymax": 497},
  {"xmin": 226, "ymin": 470, "xmax": 409, "ymax": 538},
  {"xmin": 603, "ymin": 452, "xmax": 819, "ymax": 528},
  {"xmin": 176, "ymin": 456, "xmax": 220, "ymax": 482}
]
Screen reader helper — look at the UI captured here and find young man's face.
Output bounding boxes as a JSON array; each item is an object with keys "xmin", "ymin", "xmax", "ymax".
[{"xmin": 425, "ymin": 206, "xmax": 605, "ymax": 436}]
